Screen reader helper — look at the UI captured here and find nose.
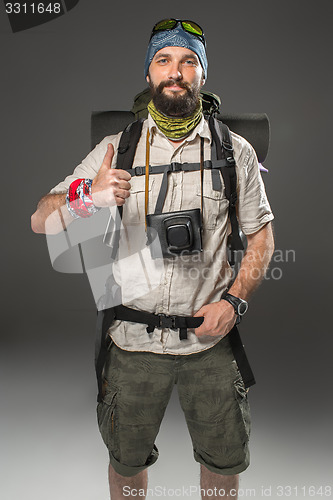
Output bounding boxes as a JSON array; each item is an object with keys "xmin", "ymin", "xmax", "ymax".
[{"xmin": 168, "ymin": 61, "xmax": 182, "ymax": 81}]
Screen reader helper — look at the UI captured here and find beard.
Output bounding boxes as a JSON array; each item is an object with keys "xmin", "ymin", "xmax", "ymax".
[{"xmin": 149, "ymin": 78, "xmax": 201, "ymax": 117}]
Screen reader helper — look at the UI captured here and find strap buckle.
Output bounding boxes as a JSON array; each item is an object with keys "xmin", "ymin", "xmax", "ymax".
[
  {"xmin": 157, "ymin": 313, "xmax": 177, "ymax": 329},
  {"xmin": 170, "ymin": 162, "xmax": 182, "ymax": 172},
  {"xmin": 226, "ymin": 156, "xmax": 235, "ymax": 165},
  {"xmin": 222, "ymin": 141, "xmax": 233, "ymax": 152},
  {"xmin": 134, "ymin": 166, "xmax": 145, "ymax": 176}
]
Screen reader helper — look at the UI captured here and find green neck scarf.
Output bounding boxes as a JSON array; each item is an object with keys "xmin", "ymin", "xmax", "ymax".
[{"xmin": 147, "ymin": 99, "xmax": 203, "ymax": 140}]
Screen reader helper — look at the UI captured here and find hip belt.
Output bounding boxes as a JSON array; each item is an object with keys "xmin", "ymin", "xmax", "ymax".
[
  {"xmin": 95, "ymin": 305, "xmax": 256, "ymax": 402},
  {"xmin": 114, "ymin": 304, "xmax": 204, "ymax": 340}
]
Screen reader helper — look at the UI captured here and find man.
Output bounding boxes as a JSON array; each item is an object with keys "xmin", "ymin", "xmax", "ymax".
[{"xmin": 31, "ymin": 19, "xmax": 274, "ymax": 500}]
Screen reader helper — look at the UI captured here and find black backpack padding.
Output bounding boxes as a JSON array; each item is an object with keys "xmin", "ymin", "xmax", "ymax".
[{"xmin": 91, "ymin": 110, "xmax": 270, "ymax": 163}]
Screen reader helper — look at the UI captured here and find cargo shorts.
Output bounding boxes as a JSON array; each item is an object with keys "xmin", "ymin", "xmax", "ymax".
[{"xmin": 96, "ymin": 335, "xmax": 251, "ymax": 477}]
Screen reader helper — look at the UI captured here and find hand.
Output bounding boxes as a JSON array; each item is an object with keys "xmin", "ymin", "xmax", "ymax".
[
  {"xmin": 91, "ymin": 143, "xmax": 132, "ymax": 207},
  {"xmin": 193, "ymin": 300, "xmax": 237, "ymax": 338}
]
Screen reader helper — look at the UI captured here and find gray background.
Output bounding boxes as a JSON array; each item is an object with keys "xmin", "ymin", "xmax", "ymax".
[{"xmin": 1, "ymin": 1, "xmax": 332, "ymax": 499}]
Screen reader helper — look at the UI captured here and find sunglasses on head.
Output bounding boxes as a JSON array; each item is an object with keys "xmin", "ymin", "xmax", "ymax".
[{"xmin": 150, "ymin": 19, "xmax": 206, "ymax": 47}]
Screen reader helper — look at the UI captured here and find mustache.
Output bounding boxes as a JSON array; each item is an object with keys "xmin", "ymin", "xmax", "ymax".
[{"xmin": 157, "ymin": 79, "xmax": 191, "ymax": 92}]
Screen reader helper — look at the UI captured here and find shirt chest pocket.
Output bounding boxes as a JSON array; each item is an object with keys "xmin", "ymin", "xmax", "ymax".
[
  {"xmin": 124, "ymin": 176, "xmax": 155, "ymax": 224},
  {"xmin": 196, "ymin": 176, "xmax": 229, "ymax": 230}
]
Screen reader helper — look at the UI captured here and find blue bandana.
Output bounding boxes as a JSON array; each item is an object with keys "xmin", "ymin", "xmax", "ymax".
[{"xmin": 144, "ymin": 25, "xmax": 208, "ymax": 79}]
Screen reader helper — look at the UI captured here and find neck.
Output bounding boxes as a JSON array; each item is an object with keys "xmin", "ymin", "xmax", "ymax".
[
  {"xmin": 147, "ymin": 99, "xmax": 203, "ymax": 140},
  {"xmin": 168, "ymin": 137, "xmax": 185, "ymax": 148}
]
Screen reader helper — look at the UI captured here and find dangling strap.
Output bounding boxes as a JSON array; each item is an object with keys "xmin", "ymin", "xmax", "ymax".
[
  {"xmin": 228, "ymin": 325, "xmax": 256, "ymax": 388},
  {"xmin": 95, "ymin": 307, "xmax": 115, "ymax": 402}
]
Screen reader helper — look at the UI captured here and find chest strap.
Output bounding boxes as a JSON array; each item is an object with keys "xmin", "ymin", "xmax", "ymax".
[{"xmin": 128, "ymin": 159, "xmax": 230, "ymax": 185}]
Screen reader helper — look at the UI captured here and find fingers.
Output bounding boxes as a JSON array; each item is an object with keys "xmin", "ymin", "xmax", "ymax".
[
  {"xmin": 194, "ymin": 318, "xmax": 207, "ymax": 337},
  {"xmin": 116, "ymin": 169, "xmax": 132, "ymax": 181},
  {"xmin": 113, "ymin": 187, "xmax": 131, "ymax": 202},
  {"xmin": 193, "ymin": 307, "xmax": 207, "ymax": 336},
  {"xmin": 114, "ymin": 179, "xmax": 131, "ymax": 190}
]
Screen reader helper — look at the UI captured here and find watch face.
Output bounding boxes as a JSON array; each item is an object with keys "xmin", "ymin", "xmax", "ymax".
[{"xmin": 238, "ymin": 301, "xmax": 248, "ymax": 316}]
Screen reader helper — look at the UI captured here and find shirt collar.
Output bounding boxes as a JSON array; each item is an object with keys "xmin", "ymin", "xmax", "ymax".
[{"xmin": 147, "ymin": 113, "xmax": 212, "ymax": 145}]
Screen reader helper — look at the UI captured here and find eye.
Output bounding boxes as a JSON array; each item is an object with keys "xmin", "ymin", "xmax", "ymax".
[
  {"xmin": 184, "ymin": 59, "xmax": 197, "ymax": 66},
  {"xmin": 157, "ymin": 58, "xmax": 168, "ymax": 64}
]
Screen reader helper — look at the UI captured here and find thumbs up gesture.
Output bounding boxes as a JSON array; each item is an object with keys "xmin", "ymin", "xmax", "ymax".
[{"xmin": 91, "ymin": 144, "xmax": 132, "ymax": 207}]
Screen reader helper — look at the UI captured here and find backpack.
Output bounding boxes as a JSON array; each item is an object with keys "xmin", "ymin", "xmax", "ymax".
[{"xmin": 94, "ymin": 89, "xmax": 269, "ymax": 400}]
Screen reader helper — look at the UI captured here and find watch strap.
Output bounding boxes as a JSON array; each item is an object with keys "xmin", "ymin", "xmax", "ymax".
[{"xmin": 222, "ymin": 293, "xmax": 248, "ymax": 317}]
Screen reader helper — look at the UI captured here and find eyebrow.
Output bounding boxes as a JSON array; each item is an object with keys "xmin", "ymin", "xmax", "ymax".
[
  {"xmin": 154, "ymin": 52, "xmax": 198, "ymax": 61},
  {"xmin": 154, "ymin": 53, "xmax": 172, "ymax": 59}
]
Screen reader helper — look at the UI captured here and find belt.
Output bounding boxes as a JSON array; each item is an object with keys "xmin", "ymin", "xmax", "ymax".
[
  {"xmin": 95, "ymin": 305, "xmax": 255, "ymax": 402},
  {"xmin": 114, "ymin": 304, "xmax": 204, "ymax": 340}
]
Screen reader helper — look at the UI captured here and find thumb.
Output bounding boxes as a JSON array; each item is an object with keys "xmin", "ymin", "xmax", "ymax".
[{"xmin": 100, "ymin": 143, "xmax": 114, "ymax": 170}]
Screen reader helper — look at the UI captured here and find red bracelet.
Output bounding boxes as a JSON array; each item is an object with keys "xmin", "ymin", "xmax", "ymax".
[{"xmin": 66, "ymin": 179, "xmax": 100, "ymax": 219}]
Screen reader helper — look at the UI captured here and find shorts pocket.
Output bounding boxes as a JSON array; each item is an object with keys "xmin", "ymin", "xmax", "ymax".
[{"xmin": 97, "ymin": 382, "xmax": 119, "ymax": 454}]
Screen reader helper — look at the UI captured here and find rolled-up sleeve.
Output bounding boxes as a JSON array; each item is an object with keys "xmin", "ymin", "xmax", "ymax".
[{"xmin": 233, "ymin": 133, "xmax": 274, "ymax": 235}]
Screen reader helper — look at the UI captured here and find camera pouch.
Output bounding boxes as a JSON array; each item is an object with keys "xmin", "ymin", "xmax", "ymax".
[
  {"xmin": 146, "ymin": 208, "xmax": 202, "ymax": 259},
  {"xmin": 144, "ymin": 134, "xmax": 205, "ymax": 260}
]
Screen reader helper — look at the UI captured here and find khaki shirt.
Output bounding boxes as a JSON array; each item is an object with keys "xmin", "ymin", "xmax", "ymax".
[{"xmin": 51, "ymin": 114, "xmax": 274, "ymax": 355}]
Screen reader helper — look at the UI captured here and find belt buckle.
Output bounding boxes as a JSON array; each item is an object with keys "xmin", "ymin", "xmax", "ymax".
[{"xmin": 158, "ymin": 313, "xmax": 177, "ymax": 329}]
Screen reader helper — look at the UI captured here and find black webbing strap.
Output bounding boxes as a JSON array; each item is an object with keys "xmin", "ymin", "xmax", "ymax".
[
  {"xmin": 106, "ymin": 119, "xmax": 145, "ymax": 257},
  {"xmin": 127, "ymin": 160, "xmax": 229, "ymax": 177},
  {"xmin": 95, "ymin": 308, "xmax": 115, "ymax": 402},
  {"xmin": 208, "ymin": 116, "xmax": 244, "ymax": 263},
  {"xmin": 113, "ymin": 304, "xmax": 204, "ymax": 340},
  {"xmin": 154, "ymin": 165, "xmax": 170, "ymax": 214},
  {"xmin": 228, "ymin": 325, "xmax": 256, "ymax": 388},
  {"xmin": 116, "ymin": 119, "xmax": 144, "ymax": 170},
  {"xmin": 95, "ymin": 306, "xmax": 256, "ymax": 398},
  {"xmin": 210, "ymin": 143, "xmax": 223, "ymax": 191},
  {"xmin": 153, "ymin": 138, "xmax": 207, "ymax": 215}
]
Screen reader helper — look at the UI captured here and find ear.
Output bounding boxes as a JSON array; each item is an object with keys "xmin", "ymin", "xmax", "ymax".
[{"xmin": 146, "ymin": 74, "xmax": 150, "ymax": 84}]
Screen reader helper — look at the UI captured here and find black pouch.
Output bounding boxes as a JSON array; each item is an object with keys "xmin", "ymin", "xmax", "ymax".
[{"xmin": 146, "ymin": 208, "xmax": 202, "ymax": 259}]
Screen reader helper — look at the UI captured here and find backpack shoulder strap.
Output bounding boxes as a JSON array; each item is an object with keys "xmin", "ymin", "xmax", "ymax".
[
  {"xmin": 208, "ymin": 116, "xmax": 244, "ymax": 263},
  {"xmin": 104, "ymin": 119, "xmax": 144, "ymax": 259},
  {"xmin": 116, "ymin": 118, "xmax": 144, "ymax": 170}
]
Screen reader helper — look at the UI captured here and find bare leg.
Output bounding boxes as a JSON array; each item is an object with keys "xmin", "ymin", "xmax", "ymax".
[
  {"xmin": 108, "ymin": 463, "xmax": 148, "ymax": 500},
  {"xmin": 200, "ymin": 465, "xmax": 239, "ymax": 499}
]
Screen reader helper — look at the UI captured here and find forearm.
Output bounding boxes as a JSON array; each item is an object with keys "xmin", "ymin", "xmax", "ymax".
[
  {"xmin": 31, "ymin": 193, "xmax": 74, "ymax": 234},
  {"xmin": 228, "ymin": 222, "xmax": 275, "ymax": 301}
]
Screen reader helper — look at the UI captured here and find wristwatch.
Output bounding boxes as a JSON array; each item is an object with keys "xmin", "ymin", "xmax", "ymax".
[{"xmin": 222, "ymin": 293, "xmax": 248, "ymax": 324}]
